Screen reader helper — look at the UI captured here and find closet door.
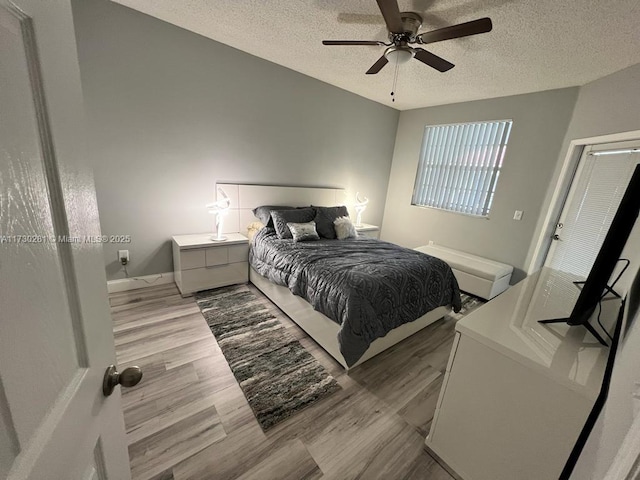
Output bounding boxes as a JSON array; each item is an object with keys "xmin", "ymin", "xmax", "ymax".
[{"xmin": 545, "ymin": 142, "xmax": 640, "ymax": 279}]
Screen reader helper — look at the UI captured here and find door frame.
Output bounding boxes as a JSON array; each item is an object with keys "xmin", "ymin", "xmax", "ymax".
[{"xmin": 527, "ymin": 129, "xmax": 640, "ymax": 275}]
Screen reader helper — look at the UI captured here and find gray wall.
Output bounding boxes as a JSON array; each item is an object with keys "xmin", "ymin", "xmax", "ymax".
[
  {"xmin": 526, "ymin": 63, "xmax": 640, "ymax": 273},
  {"xmin": 562, "ymin": 63, "xmax": 640, "ymax": 142},
  {"xmin": 72, "ymin": 0, "xmax": 399, "ymax": 280},
  {"xmin": 381, "ymin": 88, "xmax": 579, "ymax": 282}
]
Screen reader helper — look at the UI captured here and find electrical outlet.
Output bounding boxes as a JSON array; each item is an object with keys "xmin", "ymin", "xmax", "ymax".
[
  {"xmin": 428, "ymin": 240, "xmax": 434, "ymax": 245},
  {"xmin": 513, "ymin": 210, "xmax": 523, "ymax": 221},
  {"xmin": 118, "ymin": 250, "xmax": 129, "ymax": 265}
]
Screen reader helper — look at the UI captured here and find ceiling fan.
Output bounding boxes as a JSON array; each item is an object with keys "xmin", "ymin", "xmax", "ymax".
[{"xmin": 322, "ymin": 0, "xmax": 492, "ymax": 74}]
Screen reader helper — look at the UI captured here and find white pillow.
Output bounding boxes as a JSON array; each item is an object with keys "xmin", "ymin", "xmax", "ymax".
[
  {"xmin": 246, "ymin": 221, "xmax": 265, "ymax": 242},
  {"xmin": 334, "ymin": 216, "xmax": 357, "ymax": 240}
]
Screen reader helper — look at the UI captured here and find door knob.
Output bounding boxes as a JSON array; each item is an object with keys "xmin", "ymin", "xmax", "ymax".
[{"xmin": 103, "ymin": 365, "xmax": 143, "ymax": 396}]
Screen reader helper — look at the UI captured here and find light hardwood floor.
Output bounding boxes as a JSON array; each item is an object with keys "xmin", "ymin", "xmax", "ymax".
[{"xmin": 110, "ymin": 282, "xmax": 460, "ymax": 480}]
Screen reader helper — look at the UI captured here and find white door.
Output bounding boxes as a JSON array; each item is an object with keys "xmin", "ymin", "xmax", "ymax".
[
  {"xmin": 545, "ymin": 142, "xmax": 640, "ymax": 281},
  {"xmin": 0, "ymin": 1, "xmax": 131, "ymax": 479}
]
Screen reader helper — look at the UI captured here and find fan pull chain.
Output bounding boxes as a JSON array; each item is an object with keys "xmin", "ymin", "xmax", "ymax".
[{"xmin": 390, "ymin": 57, "xmax": 400, "ymax": 102}]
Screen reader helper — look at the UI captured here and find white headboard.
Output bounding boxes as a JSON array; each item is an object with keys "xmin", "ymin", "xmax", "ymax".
[{"xmin": 216, "ymin": 183, "xmax": 347, "ymax": 234}]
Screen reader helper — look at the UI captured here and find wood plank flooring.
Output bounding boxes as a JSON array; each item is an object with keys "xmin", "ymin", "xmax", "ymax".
[{"xmin": 110, "ymin": 283, "xmax": 459, "ymax": 480}]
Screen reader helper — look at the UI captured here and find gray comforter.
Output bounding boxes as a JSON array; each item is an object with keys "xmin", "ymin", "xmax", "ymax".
[{"xmin": 250, "ymin": 228, "xmax": 462, "ymax": 367}]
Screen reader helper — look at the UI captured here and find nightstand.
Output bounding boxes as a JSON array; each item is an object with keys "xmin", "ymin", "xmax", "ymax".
[
  {"xmin": 172, "ymin": 232, "xmax": 248, "ymax": 296},
  {"xmin": 354, "ymin": 223, "xmax": 380, "ymax": 239}
]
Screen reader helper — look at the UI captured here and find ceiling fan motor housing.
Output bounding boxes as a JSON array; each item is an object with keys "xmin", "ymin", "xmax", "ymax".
[{"xmin": 389, "ymin": 12, "xmax": 423, "ymax": 42}]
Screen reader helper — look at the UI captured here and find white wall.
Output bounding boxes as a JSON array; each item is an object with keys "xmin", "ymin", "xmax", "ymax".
[
  {"xmin": 71, "ymin": 0, "xmax": 399, "ymax": 280},
  {"xmin": 381, "ymin": 88, "xmax": 579, "ymax": 283}
]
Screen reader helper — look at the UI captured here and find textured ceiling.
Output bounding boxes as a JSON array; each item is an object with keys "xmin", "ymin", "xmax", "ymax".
[{"xmin": 112, "ymin": 0, "xmax": 640, "ymax": 110}]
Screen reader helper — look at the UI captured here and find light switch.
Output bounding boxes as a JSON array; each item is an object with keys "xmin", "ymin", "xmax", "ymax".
[{"xmin": 513, "ymin": 210, "xmax": 523, "ymax": 221}]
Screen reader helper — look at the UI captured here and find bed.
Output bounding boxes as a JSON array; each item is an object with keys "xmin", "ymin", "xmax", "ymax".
[{"xmin": 217, "ymin": 183, "xmax": 462, "ymax": 370}]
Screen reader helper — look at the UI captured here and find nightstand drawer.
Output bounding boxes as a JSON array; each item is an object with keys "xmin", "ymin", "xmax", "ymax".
[
  {"xmin": 228, "ymin": 244, "xmax": 249, "ymax": 263},
  {"xmin": 181, "ymin": 262, "xmax": 248, "ymax": 293},
  {"xmin": 180, "ymin": 249, "xmax": 205, "ymax": 270},
  {"xmin": 205, "ymin": 247, "xmax": 228, "ymax": 266},
  {"xmin": 204, "ymin": 244, "xmax": 248, "ymax": 266},
  {"xmin": 359, "ymin": 230, "xmax": 380, "ymax": 239},
  {"xmin": 354, "ymin": 223, "xmax": 380, "ymax": 239}
]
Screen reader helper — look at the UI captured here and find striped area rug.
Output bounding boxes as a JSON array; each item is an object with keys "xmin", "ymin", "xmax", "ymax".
[{"xmin": 195, "ymin": 284, "xmax": 341, "ymax": 431}]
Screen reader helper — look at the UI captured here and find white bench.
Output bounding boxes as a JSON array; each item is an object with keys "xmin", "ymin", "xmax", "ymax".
[{"xmin": 415, "ymin": 244, "xmax": 513, "ymax": 300}]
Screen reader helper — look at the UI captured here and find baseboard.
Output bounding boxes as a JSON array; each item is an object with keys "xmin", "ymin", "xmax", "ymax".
[{"xmin": 107, "ymin": 272, "xmax": 174, "ymax": 293}]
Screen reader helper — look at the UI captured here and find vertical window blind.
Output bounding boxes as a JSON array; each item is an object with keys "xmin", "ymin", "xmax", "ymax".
[{"xmin": 412, "ymin": 120, "xmax": 513, "ymax": 217}]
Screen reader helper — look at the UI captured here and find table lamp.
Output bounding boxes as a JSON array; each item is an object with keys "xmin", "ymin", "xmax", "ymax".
[
  {"xmin": 206, "ymin": 187, "xmax": 231, "ymax": 242},
  {"xmin": 354, "ymin": 192, "xmax": 369, "ymax": 227}
]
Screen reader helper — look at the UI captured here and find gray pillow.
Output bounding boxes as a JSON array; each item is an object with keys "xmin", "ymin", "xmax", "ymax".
[
  {"xmin": 313, "ymin": 205, "xmax": 349, "ymax": 239},
  {"xmin": 252, "ymin": 205, "xmax": 296, "ymax": 228},
  {"xmin": 271, "ymin": 208, "xmax": 316, "ymax": 239},
  {"xmin": 287, "ymin": 222, "xmax": 320, "ymax": 242}
]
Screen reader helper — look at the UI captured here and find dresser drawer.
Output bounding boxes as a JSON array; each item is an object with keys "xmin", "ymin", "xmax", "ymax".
[
  {"xmin": 181, "ymin": 262, "xmax": 248, "ymax": 293},
  {"xmin": 180, "ymin": 248, "xmax": 205, "ymax": 270}
]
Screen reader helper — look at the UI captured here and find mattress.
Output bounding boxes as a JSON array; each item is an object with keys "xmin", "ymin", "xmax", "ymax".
[{"xmin": 250, "ymin": 228, "xmax": 462, "ymax": 367}]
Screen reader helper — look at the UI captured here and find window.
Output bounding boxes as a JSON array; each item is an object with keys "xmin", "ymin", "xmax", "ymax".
[{"xmin": 412, "ymin": 120, "xmax": 513, "ymax": 217}]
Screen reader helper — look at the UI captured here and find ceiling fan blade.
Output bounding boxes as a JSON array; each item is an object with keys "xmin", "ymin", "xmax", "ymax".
[
  {"xmin": 413, "ymin": 48, "xmax": 454, "ymax": 72},
  {"xmin": 416, "ymin": 17, "xmax": 493, "ymax": 44},
  {"xmin": 322, "ymin": 40, "xmax": 386, "ymax": 46},
  {"xmin": 366, "ymin": 55, "xmax": 389, "ymax": 74},
  {"xmin": 375, "ymin": 0, "xmax": 404, "ymax": 33}
]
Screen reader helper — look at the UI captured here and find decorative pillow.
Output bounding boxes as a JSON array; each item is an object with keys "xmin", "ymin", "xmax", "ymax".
[
  {"xmin": 246, "ymin": 221, "xmax": 265, "ymax": 242},
  {"xmin": 287, "ymin": 222, "xmax": 320, "ymax": 242},
  {"xmin": 252, "ymin": 205, "xmax": 295, "ymax": 228},
  {"xmin": 271, "ymin": 207, "xmax": 316, "ymax": 239},
  {"xmin": 313, "ymin": 205, "xmax": 349, "ymax": 239},
  {"xmin": 334, "ymin": 216, "xmax": 357, "ymax": 240}
]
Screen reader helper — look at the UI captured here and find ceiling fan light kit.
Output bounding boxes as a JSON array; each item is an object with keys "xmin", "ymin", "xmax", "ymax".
[
  {"xmin": 322, "ymin": 0, "xmax": 493, "ymax": 80},
  {"xmin": 385, "ymin": 46, "xmax": 413, "ymax": 65}
]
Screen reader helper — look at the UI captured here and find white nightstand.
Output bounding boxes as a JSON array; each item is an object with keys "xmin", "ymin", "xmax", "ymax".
[
  {"xmin": 172, "ymin": 232, "xmax": 248, "ymax": 296},
  {"xmin": 354, "ymin": 223, "xmax": 380, "ymax": 239}
]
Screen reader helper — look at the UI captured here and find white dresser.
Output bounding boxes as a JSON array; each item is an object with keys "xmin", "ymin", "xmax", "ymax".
[
  {"xmin": 355, "ymin": 223, "xmax": 380, "ymax": 239},
  {"xmin": 426, "ymin": 267, "xmax": 616, "ymax": 480},
  {"xmin": 172, "ymin": 233, "xmax": 249, "ymax": 296}
]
